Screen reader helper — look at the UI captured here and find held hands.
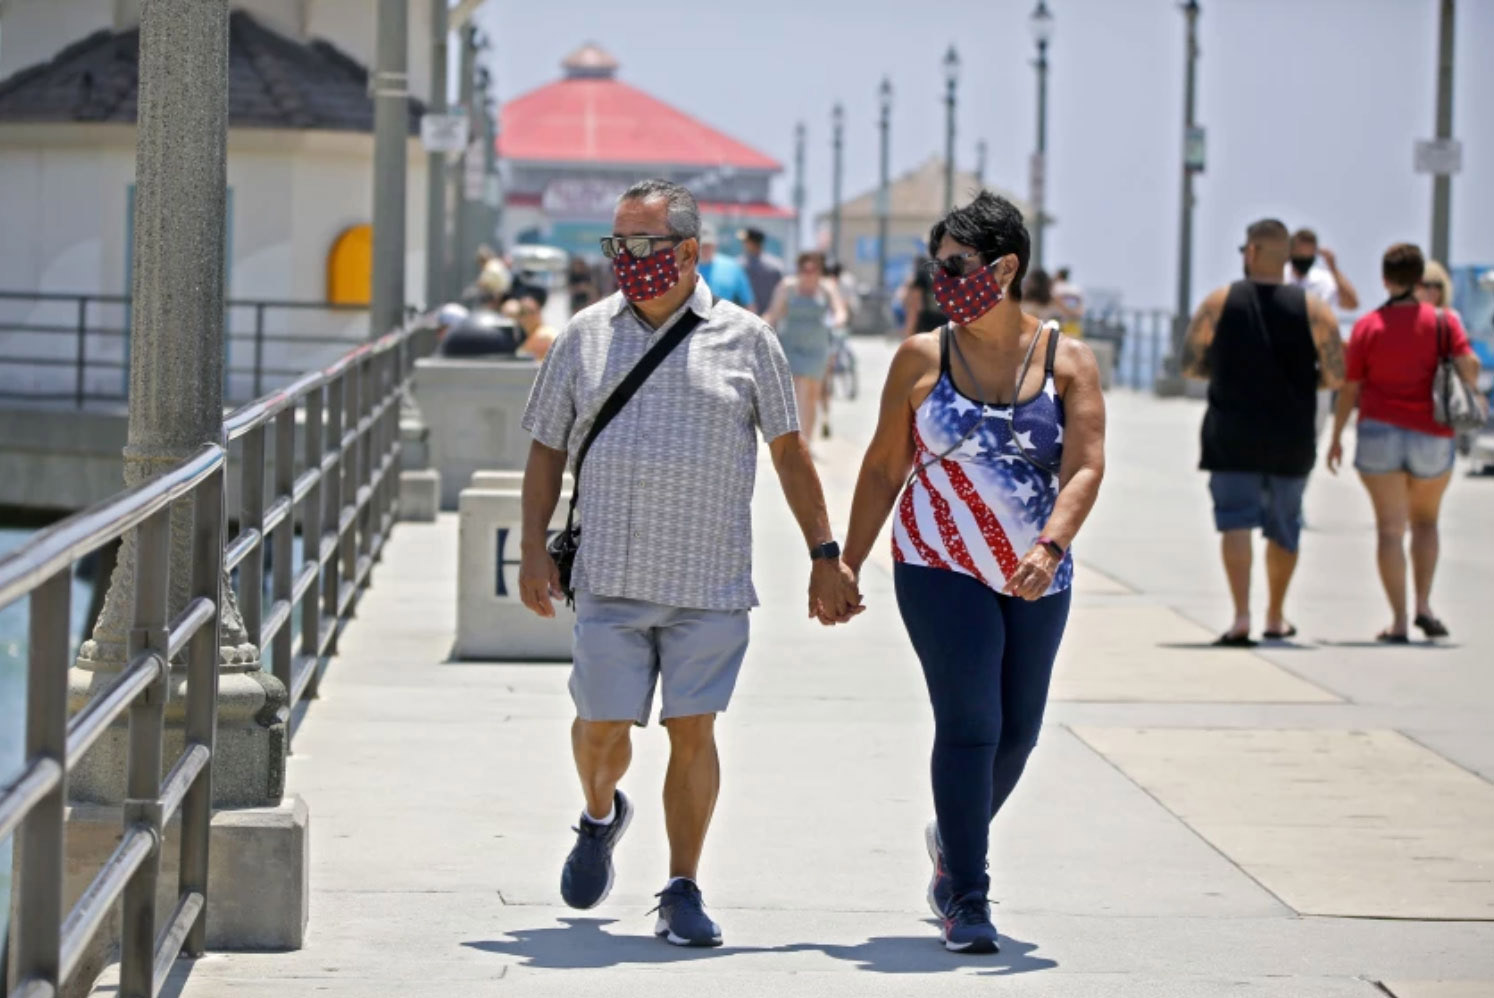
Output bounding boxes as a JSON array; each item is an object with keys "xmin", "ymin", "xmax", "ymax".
[
  {"xmin": 518, "ymin": 544, "xmax": 564, "ymax": 618},
  {"xmin": 809, "ymin": 558, "xmax": 865, "ymax": 626},
  {"xmin": 1326, "ymin": 437, "xmax": 1345, "ymax": 475},
  {"xmin": 1005, "ymin": 545, "xmax": 1060, "ymax": 601}
]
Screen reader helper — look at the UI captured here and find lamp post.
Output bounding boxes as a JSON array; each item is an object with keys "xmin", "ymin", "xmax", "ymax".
[
  {"xmin": 423, "ymin": 0, "xmax": 448, "ymax": 308},
  {"xmin": 1166, "ymin": 0, "xmax": 1202, "ymax": 390},
  {"xmin": 943, "ymin": 47, "xmax": 959, "ymax": 213},
  {"xmin": 792, "ymin": 121, "xmax": 806, "ymax": 261},
  {"xmin": 370, "ymin": 0, "xmax": 409, "ymax": 337},
  {"xmin": 876, "ymin": 76, "xmax": 893, "ymax": 301},
  {"xmin": 1029, "ymin": 0, "xmax": 1054, "ymax": 271},
  {"xmin": 830, "ymin": 103, "xmax": 845, "ymax": 265},
  {"xmin": 975, "ymin": 138, "xmax": 987, "ymax": 186},
  {"xmin": 1430, "ymin": 0, "xmax": 1455, "ymax": 265}
]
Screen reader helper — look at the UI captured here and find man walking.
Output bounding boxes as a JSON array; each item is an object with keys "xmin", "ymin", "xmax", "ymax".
[
  {"xmin": 518, "ymin": 179, "xmax": 861, "ymax": 947},
  {"xmin": 1182, "ymin": 219, "xmax": 1345, "ymax": 646},
  {"xmin": 695, "ymin": 222, "xmax": 755, "ymax": 309},
  {"xmin": 738, "ymin": 226, "xmax": 784, "ymax": 316},
  {"xmin": 1284, "ymin": 228, "xmax": 1360, "ymax": 312}
]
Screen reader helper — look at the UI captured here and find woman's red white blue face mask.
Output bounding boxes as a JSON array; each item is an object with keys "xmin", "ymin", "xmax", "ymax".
[
  {"xmin": 932, "ymin": 260, "xmax": 1006, "ymax": 325},
  {"xmin": 612, "ymin": 245, "xmax": 681, "ymax": 302}
]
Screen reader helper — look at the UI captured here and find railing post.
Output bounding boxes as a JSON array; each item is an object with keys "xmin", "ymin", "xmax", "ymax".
[
  {"xmin": 181, "ymin": 459, "xmax": 225, "ymax": 956},
  {"xmin": 76, "ymin": 296, "xmax": 89, "ymax": 409},
  {"xmin": 119, "ymin": 508, "xmax": 171, "ymax": 998},
  {"xmin": 358, "ymin": 354, "xmax": 374, "ymax": 567},
  {"xmin": 12, "ymin": 570, "xmax": 71, "ymax": 994},
  {"xmin": 321, "ymin": 374, "xmax": 344, "ymax": 652},
  {"xmin": 341, "ymin": 366, "xmax": 359, "ymax": 599},
  {"xmin": 272, "ymin": 407, "xmax": 295, "ymax": 697},
  {"xmin": 239, "ymin": 425, "xmax": 266, "ymax": 652},
  {"xmin": 301, "ymin": 384, "xmax": 325, "ymax": 695},
  {"xmin": 253, "ymin": 302, "xmax": 267, "ymax": 400}
]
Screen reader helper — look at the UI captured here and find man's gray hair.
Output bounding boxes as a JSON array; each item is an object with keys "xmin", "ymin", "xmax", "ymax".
[{"xmin": 618, "ymin": 178, "xmax": 700, "ymax": 240}]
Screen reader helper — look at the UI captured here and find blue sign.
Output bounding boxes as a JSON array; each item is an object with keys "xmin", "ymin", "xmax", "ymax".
[{"xmin": 856, "ymin": 235, "xmax": 926, "ymax": 264}]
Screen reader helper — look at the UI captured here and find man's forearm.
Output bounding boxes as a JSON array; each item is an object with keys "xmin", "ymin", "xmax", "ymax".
[
  {"xmin": 1332, "ymin": 268, "xmax": 1359, "ymax": 310},
  {"xmin": 521, "ymin": 441, "xmax": 567, "ymax": 553},
  {"xmin": 771, "ymin": 435, "xmax": 834, "ymax": 550}
]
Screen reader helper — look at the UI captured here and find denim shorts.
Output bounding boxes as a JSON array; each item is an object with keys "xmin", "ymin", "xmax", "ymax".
[
  {"xmin": 1354, "ymin": 418, "xmax": 1456, "ymax": 479},
  {"xmin": 571, "ymin": 592, "xmax": 749, "ymax": 726},
  {"xmin": 1208, "ymin": 472, "xmax": 1309, "ymax": 553}
]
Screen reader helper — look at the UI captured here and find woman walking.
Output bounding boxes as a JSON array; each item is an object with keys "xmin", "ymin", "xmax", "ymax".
[
  {"xmin": 1327, "ymin": 243, "xmax": 1482, "ymax": 641},
  {"xmin": 842, "ymin": 192, "xmax": 1106, "ymax": 953},
  {"xmin": 764, "ymin": 251, "xmax": 848, "ymax": 441}
]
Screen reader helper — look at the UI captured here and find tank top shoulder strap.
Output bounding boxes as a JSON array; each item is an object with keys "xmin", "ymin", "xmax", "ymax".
[
  {"xmin": 1042, "ymin": 320, "xmax": 1061, "ymax": 378},
  {"xmin": 939, "ymin": 323, "xmax": 952, "ymax": 376}
]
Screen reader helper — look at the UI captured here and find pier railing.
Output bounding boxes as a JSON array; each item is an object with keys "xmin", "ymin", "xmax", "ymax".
[{"xmin": 0, "ymin": 322, "xmax": 414, "ymax": 998}]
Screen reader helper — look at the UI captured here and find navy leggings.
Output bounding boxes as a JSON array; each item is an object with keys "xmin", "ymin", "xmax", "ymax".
[{"xmin": 894, "ymin": 563, "xmax": 1072, "ymax": 896}]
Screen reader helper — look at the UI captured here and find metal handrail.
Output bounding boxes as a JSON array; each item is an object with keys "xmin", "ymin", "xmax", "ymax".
[{"xmin": 0, "ymin": 317, "xmax": 418, "ymax": 997}]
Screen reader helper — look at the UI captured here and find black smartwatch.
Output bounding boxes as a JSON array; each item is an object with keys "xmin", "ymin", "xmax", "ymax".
[{"xmin": 810, "ymin": 540, "xmax": 841, "ymax": 562}]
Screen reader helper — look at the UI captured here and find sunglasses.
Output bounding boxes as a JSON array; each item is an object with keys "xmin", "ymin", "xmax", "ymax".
[
  {"xmin": 599, "ymin": 235, "xmax": 680, "ymax": 260},
  {"xmin": 922, "ymin": 251, "xmax": 987, "ymax": 279},
  {"xmin": 1419, "ymin": 280, "xmax": 1445, "ymax": 291}
]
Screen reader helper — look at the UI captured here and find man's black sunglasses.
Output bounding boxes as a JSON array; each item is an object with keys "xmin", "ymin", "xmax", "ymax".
[{"xmin": 599, "ymin": 235, "xmax": 680, "ymax": 260}]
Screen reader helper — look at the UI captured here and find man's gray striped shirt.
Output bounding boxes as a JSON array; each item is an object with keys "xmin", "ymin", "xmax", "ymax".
[{"xmin": 521, "ymin": 279, "xmax": 799, "ymax": 611}]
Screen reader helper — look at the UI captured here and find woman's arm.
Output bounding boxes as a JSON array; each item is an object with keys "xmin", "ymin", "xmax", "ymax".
[
  {"xmin": 762, "ymin": 282, "xmax": 788, "ymax": 328},
  {"xmin": 1325, "ymin": 381, "xmax": 1361, "ymax": 475},
  {"xmin": 842, "ymin": 337, "xmax": 936, "ymax": 577},
  {"xmin": 1453, "ymin": 350, "xmax": 1482, "ymax": 388},
  {"xmin": 1006, "ymin": 340, "xmax": 1106, "ymax": 600},
  {"xmin": 824, "ymin": 280, "xmax": 849, "ymax": 327}
]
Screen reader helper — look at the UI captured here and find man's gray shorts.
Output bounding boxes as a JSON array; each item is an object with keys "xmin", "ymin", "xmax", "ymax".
[{"xmin": 571, "ymin": 592, "xmax": 750, "ymax": 726}]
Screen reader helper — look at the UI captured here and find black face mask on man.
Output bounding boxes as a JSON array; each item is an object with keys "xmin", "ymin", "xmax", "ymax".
[{"xmin": 1289, "ymin": 254, "xmax": 1316, "ymax": 276}]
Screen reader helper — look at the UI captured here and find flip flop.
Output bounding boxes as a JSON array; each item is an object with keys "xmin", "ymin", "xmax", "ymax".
[
  {"xmin": 1413, "ymin": 614, "xmax": 1450, "ymax": 639},
  {"xmin": 1212, "ymin": 632, "xmax": 1256, "ymax": 648},
  {"xmin": 1262, "ymin": 625, "xmax": 1298, "ymax": 640},
  {"xmin": 1376, "ymin": 630, "xmax": 1410, "ymax": 645}
]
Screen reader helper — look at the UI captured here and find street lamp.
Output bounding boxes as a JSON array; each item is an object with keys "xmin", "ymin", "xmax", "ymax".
[
  {"xmin": 1029, "ymin": 0, "xmax": 1053, "ymax": 271},
  {"xmin": 1165, "ymin": 0, "xmax": 1202, "ymax": 394},
  {"xmin": 943, "ymin": 46, "xmax": 959, "ymax": 213},
  {"xmin": 876, "ymin": 76, "xmax": 893, "ymax": 302},
  {"xmin": 792, "ymin": 121, "xmax": 806, "ymax": 261},
  {"xmin": 975, "ymin": 138, "xmax": 987, "ymax": 186},
  {"xmin": 830, "ymin": 103, "xmax": 845, "ymax": 265}
]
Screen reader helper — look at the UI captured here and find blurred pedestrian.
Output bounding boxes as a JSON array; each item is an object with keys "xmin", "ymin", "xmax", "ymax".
[
  {"xmin": 1020, "ymin": 269, "xmax": 1065, "ymax": 323},
  {"xmin": 1326, "ymin": 243, "xmax": 1482, "ymax": 642},
  {"xmin": 696, "ymin": 222, "xmax": 754, "ymax": 309},
  {"xmin": 763, "ymin": 251, "xmax": 848, "ymax": 442},
  {"xmin": 819, "ymin": 260, "xmax": 855, "ymax": 438},
  {"xmin": 900, "ymin": 255, "xmax": 949, "ymax": 339},
  {"xmin": 568, "ymin": 255, "xmax": 598, "ymax": 313},
  {"xmin": 1181, "ymin": 219, "xmax": 1345, "ymax": 646},
  {"xmin": 1417, "ymin": 259, "xmax": 1459, "ymax": 316},
  {"xmin": 514, "ymin": 295, "xmax": 558, "ymax": 362},
  {"xmin": 1285, "ymin": 228, "xmax": 1360, "ymax": 312},
  {"xmin": 1053, "ymin": 266, "xmax": 1085, "ymax": 319},
  {"xmin": 738, "ymin": 226, "xmax": 784, "ymax": 316},
  {"xmin": 841, "ymin": 191, "xmax": 1106, "ymax": 954}
]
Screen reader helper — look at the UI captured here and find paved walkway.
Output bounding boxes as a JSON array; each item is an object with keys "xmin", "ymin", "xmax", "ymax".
[{"xmin": 154, "ymin": 339, "xmax": 1493, "ymax": 997}]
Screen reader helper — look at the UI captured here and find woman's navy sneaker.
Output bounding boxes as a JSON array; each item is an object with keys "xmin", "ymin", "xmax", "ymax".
[
  {"xmin": 925, "ymin": 819, "xmax": 954, "ymax": 917},
  {"xmin": 941, "ymin": 890, "xmax": 1000, "ymax": 954},
  {"xmin": 560, "ymin": 790, "xmax": 632, "ymax": 909},
  {"xmin": 651, "ymin": 879, "xmax": 723, "ymax": 947}
]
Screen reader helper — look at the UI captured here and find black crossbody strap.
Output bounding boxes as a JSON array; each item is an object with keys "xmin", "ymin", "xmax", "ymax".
[{"xmin": 564, "ymin": 302, "xmax": 710, "ymax": 526}]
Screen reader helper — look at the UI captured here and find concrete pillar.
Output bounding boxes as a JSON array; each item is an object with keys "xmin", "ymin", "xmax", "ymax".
[
  {"xmin": 72, "ymin": 0, "xmax": 288, "ymax": 811},
  {"xmin": 371, "ymin": 0, "xmax": 410, "ymax": 338}
]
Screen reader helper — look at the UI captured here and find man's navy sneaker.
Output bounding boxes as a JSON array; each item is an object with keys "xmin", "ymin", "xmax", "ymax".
[
  {"xmin": 941, "ymin": 890, "xmax": 1000, "ymax": 954},
  {"xmin": 651, "ymin": 879, "xmax": 723, "ymax": 947},
  {"xmin": 560, "ymin": 790, "xmax": 632, "ymax": 909},
  {"xmin": 925, "ymin": 819, "xmax": 954, "ymax": 917}
]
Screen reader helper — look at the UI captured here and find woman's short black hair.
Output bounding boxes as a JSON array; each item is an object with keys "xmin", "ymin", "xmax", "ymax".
[{"xmin": 928, "ymin": 191, "xmax": 1031, "ymax": 300}]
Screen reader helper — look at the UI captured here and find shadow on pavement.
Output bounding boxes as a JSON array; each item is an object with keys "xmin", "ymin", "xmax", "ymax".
[
  {"xmin": 776, "ymin": 929, "xmax": 1057, "ymax": 976},
  {"xmin": 464, "ymin": 918, "xmax": 1058, "ymax": 976},
  {"xmin": 1316, "ymin": 640, "xmax": 1459, "ymax": 649},
  {"xmin": 462, "ymin": 917, "xmax": 770, "ymax": 967}
]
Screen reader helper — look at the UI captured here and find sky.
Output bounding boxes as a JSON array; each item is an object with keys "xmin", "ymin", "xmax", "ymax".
[{"xmin": 475, "ymin": 0, "xmax": 1492, "ymax": 315}]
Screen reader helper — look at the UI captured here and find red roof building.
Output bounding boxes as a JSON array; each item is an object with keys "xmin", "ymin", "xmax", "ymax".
[{"xmin": 498, "ymin": 44, "xmax": 791, "ymax": 259}]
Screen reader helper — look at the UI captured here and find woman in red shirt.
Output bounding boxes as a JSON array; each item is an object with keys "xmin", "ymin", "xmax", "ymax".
[{"xmin": 1326, "ymin": 243, "xmax": 1481, "ymax": 642}]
